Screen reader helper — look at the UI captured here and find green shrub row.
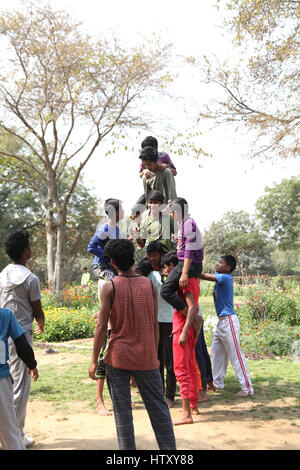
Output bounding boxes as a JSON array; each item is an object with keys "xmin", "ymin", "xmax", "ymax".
[
  {"xmin": 33, "ymin": 306, "xmax": 96, "ymax": 343},
  {"xmin": 241, "ymin": 283, "xmax": 299, "ymax": 326}
]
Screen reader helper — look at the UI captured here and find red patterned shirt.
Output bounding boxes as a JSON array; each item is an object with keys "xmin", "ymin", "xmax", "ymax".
[{"xmin": 104, "ymin": 275, "xmax": 159, "ymax": 370}]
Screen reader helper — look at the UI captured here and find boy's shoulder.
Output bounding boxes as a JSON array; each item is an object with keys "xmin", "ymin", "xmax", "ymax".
[
  {"xmin": 96, "ymin": 223, "xmax": 109, "ymax": 234},
  {"xmin": 96, "ymin": 223, "xmax": 119, "ymax": 240},
  {"xmin": 0, "ymin": 263, "xmax": 38, "ymax": 287},
  {"xmin": 25, "ymin": 271, "xmax": 40, "ymax": 284},
  {"xmin": 214, "ymin": 273, "xmax": 233, "ymax": 285},
  {"xmin": 148, "ymin": 270, "xmax": 162, "ymax": 285},
  {"xmin": 181, "ymin": 216, "xmax": 199, "ymax": 230},
  {"xmin": 0, "ymin": 307, "xmax": 13, "ymax": 319}
]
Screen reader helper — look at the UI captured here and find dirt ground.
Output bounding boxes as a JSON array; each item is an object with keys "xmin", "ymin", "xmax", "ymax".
[{"xmin": 26, "ymin": 343, "xmax": 300, "ymax": 451}]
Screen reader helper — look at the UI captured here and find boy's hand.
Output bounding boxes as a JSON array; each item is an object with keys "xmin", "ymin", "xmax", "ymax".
[
  {"xmin": 29, "ymin": 367, "xmax": 39, "ymax": 382},
  {"xmin": 142, "ymin": 169, "xmax": 153, "ymax": 178},
  {"xmin": 179, "ymin": 330, "xmax": 188, "ymax": 346},
  {"xmin": 129, "ymin": 226, "xmax": 140, "ymax": 240},
  {"xmin": 179, "ymin": 273, "xmax": 189, "ymax": 289},
  {"xmin": 89, "ymin": 362, "xmax": 98, "ymax": 381},
  {"xmin": 93, "ymin": 311, "xmax": 100, "ymax": 323},
  {"xmin": 35, "ymin": 322, "xmax": 44, "ymax": 335}
]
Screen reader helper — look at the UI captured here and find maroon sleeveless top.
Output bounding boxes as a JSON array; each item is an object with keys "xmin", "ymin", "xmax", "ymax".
[{"xmin": 104, "ymin": 275, "xmax": 159, "ymax": 370}]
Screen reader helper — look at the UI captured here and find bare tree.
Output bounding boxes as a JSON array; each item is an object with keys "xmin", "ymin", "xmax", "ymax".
[
  {"xmin": 0, "ymin": 2, "xmax": 173, "ymax": 291},
  {"xmin": 190, "ymin": 0, "xmax": 300, "ymax": 158}
]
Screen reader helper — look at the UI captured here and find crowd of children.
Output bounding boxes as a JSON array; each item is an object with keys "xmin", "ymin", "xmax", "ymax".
[{"xmin": 0, "ymin": 135, "xmax": 253, "ymax": 451}]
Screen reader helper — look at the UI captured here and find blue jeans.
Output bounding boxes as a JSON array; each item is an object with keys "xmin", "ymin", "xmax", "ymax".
[{"xmin": 106, "ymin": 365, "xmax": 176, "ymax": 450}]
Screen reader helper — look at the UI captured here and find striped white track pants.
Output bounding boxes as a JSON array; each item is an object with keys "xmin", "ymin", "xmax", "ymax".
[{"xmin": 212, "ymin": 314, "xmax": 254, "ymax": 395}]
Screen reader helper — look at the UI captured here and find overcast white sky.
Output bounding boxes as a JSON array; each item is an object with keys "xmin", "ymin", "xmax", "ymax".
[{"xmin": 3, "ymin": 0, "xmax": 300, "ymax": 230}]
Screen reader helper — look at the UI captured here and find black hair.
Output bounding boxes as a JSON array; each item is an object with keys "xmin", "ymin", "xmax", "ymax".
[
  {"xmin": 161, "ymin": 250, "xmax": 178, "ymax": 267},
  {"xmin": 146, "ymin": 240, "xmax": 167, "ymax": 255},
  {"xmin": 104, "ymin": 198, "xmax": 122, "ymax": 215},
  {"xmin": 147, "ymin": 190, "xmax": 164, "ymax": 204},
  {"xmin": 169, "ymin": 197, "xmax": 189, "ymax": 216},
  {"xmin": 221, "ymin": 255, "xmax": 236, "ymax": 273},
  {"xmin": 139, "ymin": 146, "xmax": 158, "ymax": 162},
  {"xmin": 137, "ymin": 257, "xmax": 153, "ymax": 277},
  {"xmin": 4, "ymin": 230, "xmax": 30, "ymax": 261},
  {"xmin": 141, "ymin": 136, "xmax": 158, "ymax": 150},
  {"xmin": 104, "ymin": 239, "xmax": 135, "ymax": 271}
]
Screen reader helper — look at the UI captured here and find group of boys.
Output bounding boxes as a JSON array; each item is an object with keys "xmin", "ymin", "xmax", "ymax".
[
  {"xmin": 87, "ymin": 136, "xmax": 254, "ymax": 431},
  {"xmin": 0, "ymin": 135, "xmax": 254, "ymax": 451}
]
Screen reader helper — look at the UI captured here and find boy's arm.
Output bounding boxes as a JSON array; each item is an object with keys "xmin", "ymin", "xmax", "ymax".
[
  {"xmin": 89, "ymin": 282, "xmax": 113, "ymax": 380},
  {"xmin": 179, "ymin": 258, "xmax": 192, "ymax": 289},
  {"xmin": 87, "ymin": 233, "xmax": 105, "ymax": 259},
  {"xmin": 199, "ymin": 273, "xmax": 217, "ymax": 282},
  {"xmin": 13, "ymin": 334, "xmax": 38, "ymax": 381},
  {"xmin": 30, "ymin": 299, "xmax": 45, "ymax": 334},
  {"xmin": 179, "ymin": 291, "xmax": 196, "ymax": 346},
  {"xmin": 9, "ymin": 312, "xmax": 38, "ymax": 381},
  {"xmin": 160, "ymin": 163, "xmax": 177, "ymax": 176},
  {"xmin": 164, "ymin": 153, "xmax": 177, "ymax": 175},
  {"xmin": 135, "ymin": 218, "xmax": 146, "ymax": 248},
  {"xmin": 163, "ymin": 167, "xmax": 177, "ymax": 203},
  {"xmin": 152, "ymin": 283, "xmax": 159, "ymax": 352}
]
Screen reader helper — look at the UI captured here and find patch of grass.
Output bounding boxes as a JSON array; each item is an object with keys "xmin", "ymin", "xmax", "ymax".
[
  {"xmin": 29, "ymin": 347, "xmax": 300, "ymax": 425},
  {"xmin": 198, "ymin": 296, "xmax": 243, "ymax": 314},
  {"xmin": 30, "ymin": 359, "xmax": 98, "ymax": 409}
]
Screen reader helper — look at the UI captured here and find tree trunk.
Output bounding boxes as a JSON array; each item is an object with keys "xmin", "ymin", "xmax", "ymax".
[
  {"xmin": 53, "ymin": 208, "xmax": 67, "ymax": 293},
  {"xmin": 45, "ymin": 207, "xmax": 55, "ymax": 291}
]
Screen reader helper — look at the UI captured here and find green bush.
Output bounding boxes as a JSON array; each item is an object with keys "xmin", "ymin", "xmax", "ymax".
[
  {"xmin": 238, "ymin": 314, "xmax": 300, "ymax": 356},
  {"xmin": 200, "ymin": 281, "xmax": 214, "ymax": 296},
  {"xmin": 33, "ymin": 306, "xmax": 95, "ymax": 342},
  {"xmin": 242, "ymin": 283, "xmax": 300, "ymax": 325},
  {"xmin": 41, "ymin": 283, "xmax": 99, "ymax": 310}
]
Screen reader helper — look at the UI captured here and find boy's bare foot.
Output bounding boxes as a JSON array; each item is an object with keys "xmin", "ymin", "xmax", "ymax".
[
  {"xmin": 207, "ymin": 381, "xmax": 216, "ymax": 392},
  {"xmin": 190, "ymin": 407, "xmax": 200, "ymax": 415},
  {"xmin": 236, "ymin": 390, "xmax": 251, "ymax": 397},
  {"xmin": 97, "ymin": 402, "xmax": 111, "ymax": 416},
  {"xmin": 130, "ymin": 377, "xmax": 137, "ymax": 388},
  {"xmin": 173, "ymin": 416, "xmax": 193, "ymax": 426},
  {"xmin": 198, "ymin": 390, "xmax": 208, "ymax": 402},
  {"xmin": 165, "ymin": 398, "xmax": 174, "ymax": 408}
]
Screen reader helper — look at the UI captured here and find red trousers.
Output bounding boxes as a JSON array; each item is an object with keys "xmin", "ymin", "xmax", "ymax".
[{"xmin": 173, "ymin": 328, "xmax": 199, "ymax": 408}]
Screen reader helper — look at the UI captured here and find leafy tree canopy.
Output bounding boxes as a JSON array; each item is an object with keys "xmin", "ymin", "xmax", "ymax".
[{"xmin": 256, "ymin": 175, "xmax": 300, "ymax": 249}]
